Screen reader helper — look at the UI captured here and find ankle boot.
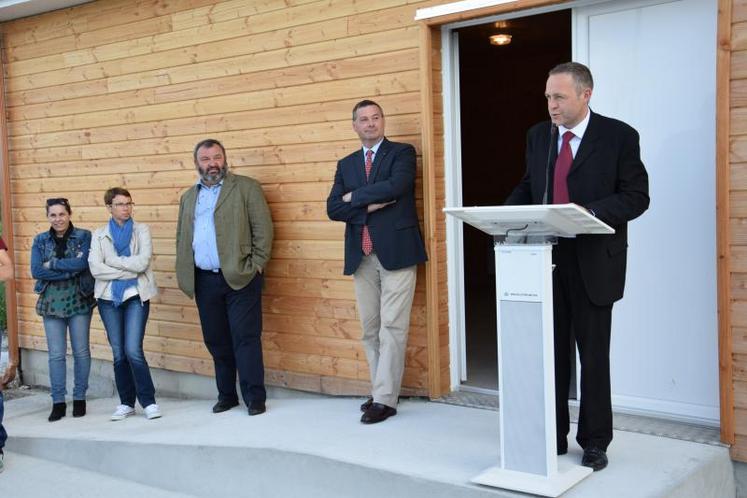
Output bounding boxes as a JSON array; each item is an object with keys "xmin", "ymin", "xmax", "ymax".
[
  {"xmin": 48, "ymin": 402, "xmax": 66, "ymax": 422},
  {"xmin": 73, "ymin": 400, "xmax": 86, "ymax": 418}
]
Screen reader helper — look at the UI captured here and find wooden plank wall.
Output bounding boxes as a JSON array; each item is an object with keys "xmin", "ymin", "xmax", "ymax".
[
  {"xmin": 2, "ymin": 0, "xmax": 446, "ymax": 396},
  {"xmin": 730, "ymin": 0, "xmax": 747, "ymax": 460}
]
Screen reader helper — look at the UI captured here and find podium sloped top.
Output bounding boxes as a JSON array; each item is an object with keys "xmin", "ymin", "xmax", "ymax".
[{"xmin": 443, "ymin": 204, "xmax": 614, "ymax": 237}]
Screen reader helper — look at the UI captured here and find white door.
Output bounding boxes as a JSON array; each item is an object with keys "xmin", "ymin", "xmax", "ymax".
[{"xmin": 574, "ymin": 0, "xmax": 719, "ymax": 423}]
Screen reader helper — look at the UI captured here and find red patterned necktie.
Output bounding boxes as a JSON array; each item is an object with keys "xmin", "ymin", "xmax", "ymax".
[
  {"xmin": 553, "ymin": 131, "xmax": 575, "ymax": 204},
  {"xmin": 361, "ymin": 149, "xmax": 374, "ymax": 255}
]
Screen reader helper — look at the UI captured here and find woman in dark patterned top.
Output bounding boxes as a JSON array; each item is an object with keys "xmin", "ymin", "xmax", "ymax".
[{"xmin": 30, "ymin": 198, "xmax": 95, "ymax": 422}]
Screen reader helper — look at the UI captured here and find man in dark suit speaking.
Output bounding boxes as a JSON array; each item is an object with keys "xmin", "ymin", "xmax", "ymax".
[
  {"xmin": 505, "ymin": 62, "xmax": 649, "ymax": 471},
  {"xmin": 327, "ymin": 100, "xmax": 427, "ymax": 424}
]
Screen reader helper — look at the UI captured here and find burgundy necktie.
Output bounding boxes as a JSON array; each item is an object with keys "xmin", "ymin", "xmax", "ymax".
[
  {"xmin": 553, "ymin": 131, "xmax": 575, "ymax": 204},
  {"xmin": 361, "ymin": 149, "xmax": 374, "ymax": 255}
]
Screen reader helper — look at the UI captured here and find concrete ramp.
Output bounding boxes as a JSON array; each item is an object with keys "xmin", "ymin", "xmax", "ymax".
[
  {"xmin": 0, "ymin": 452, "xmax": 186, "ymax": 497},
  {"xmin": 1, "ymin": 394, "xmax": 736, "ymax": 497}
]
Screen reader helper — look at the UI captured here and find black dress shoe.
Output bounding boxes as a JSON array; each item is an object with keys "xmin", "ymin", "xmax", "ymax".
[
  {"xmin": 581, "ymin": 446, "xmax": 608, "ymax": 471},
  {"xmin": 360, "ymin": 397, "xmax": 373, "ymax": 413},
  {"xmin": 557, "ymin": 446, "xmax": 568, "ymax": 456},
  {"xmin": 73, "ymin": 400, "xmax": 86, "ymax": 418},
  {"xmin": 248, "ymin": 401, "xmax": 266, "ymax": 416},
  {"xmin": 212, "ymin": 400, "xmax": 239, "ymax": 413},
  {"xmin": 360, "ymin": 402, "xmax": 397, "ymax": 424},
  {"xmin": 48, "ymin": 402, "xmax": 66, "ymax": 422}
]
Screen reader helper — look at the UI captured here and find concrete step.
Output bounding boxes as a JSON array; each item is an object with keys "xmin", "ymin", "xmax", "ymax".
[
  {"xmin": 2, "ymin": 394, "xmax": 736, "ymax": 498},
  {"xmin": 0, "ymin": 452, "xmax": 189, "ymax": 497}
]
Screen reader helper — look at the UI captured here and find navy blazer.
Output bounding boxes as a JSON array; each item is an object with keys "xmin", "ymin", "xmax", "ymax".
[
  {"xmin": 327, "ymin": 138, "xmax": 427, "ymax": 275},
  {"xmin": 505, "ymin": 111, "xmax": 649, "ymax": 305}
]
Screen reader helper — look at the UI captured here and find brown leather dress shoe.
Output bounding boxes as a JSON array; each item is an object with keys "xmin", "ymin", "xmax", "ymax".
[
  {"xmin": 360, "ymin": 402, "xmax": 397, "ymax": 424},
  {"xmin": 360, "ymin": 397, "xmax": 373, "ymax": 413}
]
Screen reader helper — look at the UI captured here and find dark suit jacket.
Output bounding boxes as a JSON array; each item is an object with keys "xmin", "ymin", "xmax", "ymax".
[
  {"xmin": 327, "ymin": 138, "xmax": 427, "ymax": 275},
  {"xmin": 505, "ymin": 111, "xmax": 649, "ymax": 306}
]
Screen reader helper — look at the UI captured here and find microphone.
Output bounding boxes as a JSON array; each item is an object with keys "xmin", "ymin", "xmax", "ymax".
[{"xmin": 542, "ymin": 123, "xmax": 558, "ymax": 204}]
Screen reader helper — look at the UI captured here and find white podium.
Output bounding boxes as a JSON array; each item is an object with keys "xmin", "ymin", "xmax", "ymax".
[{"xmin": 444, "ymin": 204, "xmax": 614, "ymax": 497}]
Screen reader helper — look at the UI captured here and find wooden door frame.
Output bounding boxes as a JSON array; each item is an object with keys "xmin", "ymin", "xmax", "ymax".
[{"xmin": 0, "ymin": 33, "xmax": 20, "ymax": 387}]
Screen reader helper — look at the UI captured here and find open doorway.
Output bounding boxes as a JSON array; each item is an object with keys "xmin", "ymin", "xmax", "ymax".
[
  {"xmin": 457, "ymin": 10, "xmax": 571, "ymax": 390},
  {"xmin": 445, "ymin": 0, "xmax": 719, "ymax": 424}
]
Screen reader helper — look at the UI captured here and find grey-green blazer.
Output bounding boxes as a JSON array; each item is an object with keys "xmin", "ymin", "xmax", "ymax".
[{"xmin": 176, "ymin": 172, "xmax": 273, "ymax": 298}]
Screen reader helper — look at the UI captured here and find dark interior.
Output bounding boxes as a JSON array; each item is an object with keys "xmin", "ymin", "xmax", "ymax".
[{"xmin": 458, "ymin": 10, "xmax": 572, "ymax": 389}]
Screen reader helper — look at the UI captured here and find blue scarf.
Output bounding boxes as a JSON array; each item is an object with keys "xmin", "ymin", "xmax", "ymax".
[{"xmin": 109, "ymin": 218, "xmax": 138, "ymax": 307}]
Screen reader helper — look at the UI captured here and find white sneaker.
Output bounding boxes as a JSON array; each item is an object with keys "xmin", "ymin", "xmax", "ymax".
[
  {"xmin": 110, "ymin": 404, "xmax": 136, "ymax": 421},
  {"xmin": 144, "ymin": 404, "xmax": 162, "ymax": 420}
]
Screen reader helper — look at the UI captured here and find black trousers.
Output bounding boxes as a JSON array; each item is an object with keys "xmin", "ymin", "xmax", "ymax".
[
  {"xmin": 553, "ymin": 239, "xmax": 613, "ymax": 452},
  {"xmin": 194, "ymin": 269, "xmax": 266, "ymax": 405}
]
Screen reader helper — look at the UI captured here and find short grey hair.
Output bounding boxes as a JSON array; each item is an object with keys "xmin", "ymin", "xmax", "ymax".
[
  {"xmin": 193, "ymin": 138, "xmax": 226, "ymax": 163},
  {"xmin": 352, "ymin": 100, "xmax": 384, "ymax": 121},
  {"xmin": 549, "ymin": 62, "xmax": 594, "ymax": 93}
]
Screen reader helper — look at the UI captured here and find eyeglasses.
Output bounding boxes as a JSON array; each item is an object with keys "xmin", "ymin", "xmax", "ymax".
[
  {"xmin": 46, "ymin": 197, "xmax": 70, "ymax": 207},
  {"xmin": 110, "ymin": 202, "xmax": 134, "ymax": 208}
]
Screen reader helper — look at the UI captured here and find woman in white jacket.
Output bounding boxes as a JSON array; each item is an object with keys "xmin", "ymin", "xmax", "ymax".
[{"xmin": 88, "ymin": 187, "xmax": 161, "ymax": 421}]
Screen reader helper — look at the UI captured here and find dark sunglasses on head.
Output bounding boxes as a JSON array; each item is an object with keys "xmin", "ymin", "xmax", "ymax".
[{"xmin": 46, "ymin": 197, "xmax": 70, "ymax": 207}]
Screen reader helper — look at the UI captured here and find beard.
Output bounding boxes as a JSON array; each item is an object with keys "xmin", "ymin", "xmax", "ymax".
[{"xmin": 198, "ymin": 163, "xmax": 228, "ymax": 185}]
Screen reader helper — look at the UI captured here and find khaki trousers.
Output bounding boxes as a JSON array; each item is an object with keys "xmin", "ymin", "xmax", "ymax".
[{"xmin": 353, "ymin": 254, "xmax": 417, "ymax": 408}]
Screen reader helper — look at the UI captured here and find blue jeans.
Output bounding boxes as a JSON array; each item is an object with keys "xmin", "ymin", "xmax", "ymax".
[
  {"xmin": 0, "ymin": 390, "xmax": 6, "ymax": 451},
  {"xmin": 98, "ymin": 297, "xmax": 156, "ymax": 408},
  {"xmin": 43, "ymin": 313, "xmax": 92, "ymax": 403}
]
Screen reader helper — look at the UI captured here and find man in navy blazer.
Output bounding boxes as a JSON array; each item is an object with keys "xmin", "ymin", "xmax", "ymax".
[
  {"xmin": 506, "ymin": 63, "xmax": 649, "ymax": 471},
  {"xmin": 327, "ymin": 100, "xmax": 427, "ymax": 424}
]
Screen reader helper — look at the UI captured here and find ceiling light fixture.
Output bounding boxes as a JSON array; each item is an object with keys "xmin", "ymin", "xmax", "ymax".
[{"xmin": 489, "ymin": 33, "xmax": 512, "ymax": 46}]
